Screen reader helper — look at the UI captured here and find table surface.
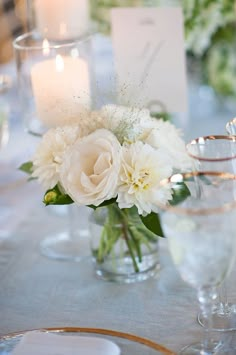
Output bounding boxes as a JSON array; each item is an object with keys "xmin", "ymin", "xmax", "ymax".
[{"xmin": 0, "ymin": 35, "xmax": 236, "ymax": 354}]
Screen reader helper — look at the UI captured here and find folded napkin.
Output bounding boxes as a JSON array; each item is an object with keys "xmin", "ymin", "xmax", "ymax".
[{"xmin": 12, "ymin": 331, "xmax": 121, "ymax": 355}]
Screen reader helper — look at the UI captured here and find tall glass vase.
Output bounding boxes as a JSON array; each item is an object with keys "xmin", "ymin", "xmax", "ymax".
[{"xmin": 89, "ymin": 204, "xmax": 160, "ymax": 283}]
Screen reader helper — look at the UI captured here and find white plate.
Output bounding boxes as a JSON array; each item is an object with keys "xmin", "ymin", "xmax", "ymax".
[{"xmin": 0, "ymin": 327, "xmax": 175, "ymax": 355}]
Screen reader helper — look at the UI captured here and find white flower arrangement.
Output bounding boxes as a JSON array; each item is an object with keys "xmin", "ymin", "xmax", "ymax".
[
  {"xmin": 28, "ymin": 105, "xmax": 190, "ymax": 216},
  {"xmin": 21, "ymin": 105, "xmax": 191, "ymax": 273}
]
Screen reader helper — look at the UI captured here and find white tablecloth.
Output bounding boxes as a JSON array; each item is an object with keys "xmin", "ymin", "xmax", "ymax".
[{"xmin": 0, "ymin": 36, "xmax": 236, "ymax": 354}]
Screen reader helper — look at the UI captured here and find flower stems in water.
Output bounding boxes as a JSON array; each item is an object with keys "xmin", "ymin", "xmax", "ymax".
[{"xmin": 95, "ymin": 204, "xmax": 158, "ymax": 273}]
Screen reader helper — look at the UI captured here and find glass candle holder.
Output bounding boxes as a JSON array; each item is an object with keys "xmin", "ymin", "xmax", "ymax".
[
  {"xmin": 13, "ymin": 31, "xmax": 92, "ymax": 136},
  {"xmin": 26, "ymin": 0, "xmax": 90, "ymax": 41},
  {"xmin": 0, "ymin": 75, "xmax": 11, "ymax": 149}
]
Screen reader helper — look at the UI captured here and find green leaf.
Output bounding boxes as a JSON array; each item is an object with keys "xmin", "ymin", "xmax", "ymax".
[
  {"xmin": 140, "ymin": 212, "xmax": 165, "ymax": 238},
  {"xmin": 150, "ymin": 111, "xmax": 171, "ymax": 122},
  {"xmin": 19, "ymin": 161, "xmax": 33, "ymax": 175},
  {"xmin": 135, "ymin": 225, "xmax": 158, "ymax": 243},
  {"xmin": 43, "ymin": 185, "xmax": 73, "ymax": 206},
  {"xmin": 170, "ymin": 182, "xmax": 191, "ymax": 206},
  {"xmin": 88, "ymin": 198, "xmax": 117, "ymax": 210}
]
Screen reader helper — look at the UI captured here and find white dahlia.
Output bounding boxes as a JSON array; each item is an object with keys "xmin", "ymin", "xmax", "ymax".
[
  {"xmin": 117, "ymin": 141, "xmax": 173, "ymax": 215},
  {"xmin": 32, "ymin": 125, "xmax": 81, "ymax": 189}
]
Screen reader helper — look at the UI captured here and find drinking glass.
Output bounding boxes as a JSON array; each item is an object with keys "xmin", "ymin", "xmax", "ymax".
[
  {"xmin": 158, "ymin": 171, "xmax": 236, "ymax": 354},
  {"xmin": 226, "ymin": 118, "xmax": 236, "ymax": 136},
  {"xmin": 186, "ymin": 135, "xmax": 236, "ymax": 331}
]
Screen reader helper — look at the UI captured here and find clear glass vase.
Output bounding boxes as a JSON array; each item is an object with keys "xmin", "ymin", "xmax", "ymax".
[{"xmin": 89, "ymin": 204, "xmax": 160, "ymax": 283}]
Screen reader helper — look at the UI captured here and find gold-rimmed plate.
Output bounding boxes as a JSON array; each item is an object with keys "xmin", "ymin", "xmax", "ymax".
[{"xmin": 0, "ymin": 327, "xmax": 176, "ymax": 354}]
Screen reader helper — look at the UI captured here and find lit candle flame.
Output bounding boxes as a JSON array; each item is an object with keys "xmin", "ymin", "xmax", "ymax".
[
  {"xmin": 42, "ymin": 39, "xmax": 50, "ymax": 56},
  {"xmin": 55, "ymin": 55, "xmax": 64, "ymax": 72}
]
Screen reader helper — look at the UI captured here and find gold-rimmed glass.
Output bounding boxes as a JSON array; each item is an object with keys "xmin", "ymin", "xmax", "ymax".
[
  {"xmin": 226, "ymin": 118, "xmax": 236, "ymax": 136},
  {"xmin": 186, "ymin": 135, "xmax": 236, "ymax": 172},
  {"xmin": 158, "ymin": 171, "xmax": 236, "ymax": 354},
  {"xmin": 186, "ymin": 135, "xmax": 236, "ymax": 332}
]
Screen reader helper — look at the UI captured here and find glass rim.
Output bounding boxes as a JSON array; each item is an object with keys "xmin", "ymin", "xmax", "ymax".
[
  {"xmin": 13, "ymin": 30, "xmax": 95, "ymax": 51},
  {"xmin": 226, "ymin": 117, "xmax": 236, "ymax": 135},
  {"xmin": 186, "ymin": 135, "xmax": 236, "ymax": 162},
  {"xmin": 158, "ymin": 171, "xmax": 236, "ymax": 216}
]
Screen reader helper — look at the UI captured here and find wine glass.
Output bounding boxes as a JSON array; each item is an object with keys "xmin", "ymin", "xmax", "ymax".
[
  {"xmin": 226, "ymin": 118, "xmax": 236, "ymax": 136},
  {"xmin": 186, "ymin": 135, "xmax": 236, "ymax": 331},
  {"xmin": 158, "ymin": 171, "xmax": 236, "ymax": 354}
]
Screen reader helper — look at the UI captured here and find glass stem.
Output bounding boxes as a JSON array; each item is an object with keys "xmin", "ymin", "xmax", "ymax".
[
  {"xmin": 198, "ymin": 287, "xmax": 218, "ymax": 353},
  {"xmin": 218, "ymin": 280, "xmax": 230, "ymax": 314}
]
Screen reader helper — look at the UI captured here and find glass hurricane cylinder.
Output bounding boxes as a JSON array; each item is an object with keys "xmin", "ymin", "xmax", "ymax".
[
  {"xmin": 0, "ymin": 76, "xmax": 10, "ymax": 150},
  {"xmin": 89, "ymin": 204, "xmax": 160, "ymax": 283},
  {"xmin": 26, "ymin": 0, "xmax": 90, "ymax": 41},
  {"xmin": 13, "ymin": 31, "xmax": 92, "ymax": 136}
]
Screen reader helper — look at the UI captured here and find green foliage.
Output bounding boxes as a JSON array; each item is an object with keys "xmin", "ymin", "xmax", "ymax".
[
  {"xmin": 88, "ymin": 198, "xmax": 117, "ymax": 210},
  {"xmin": 140, "ymin": 212, "xmax": 165, "ymax": 238},
  {"xmin": 43, "ymin": 185, "xmax": 73, "ymax": 206},
  {"xmin": 19, "ymin": 161, "xmax": 34, "ymax": 175},
  {"xmin": 151, "ymin": 111, "xmax": 171, "ymax": 122},
  {"xmin": 169, "ymin": 182, "xmax": 191, "ymax": 206}
]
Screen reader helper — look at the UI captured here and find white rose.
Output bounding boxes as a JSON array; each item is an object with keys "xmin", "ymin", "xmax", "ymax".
[
  {"xmin": 32, "ymin": 125, "xmax": 81, "ymax": 189},
  {"xmin": 60, "ymin": 129, "xmax": 121, "ymax": 206}
]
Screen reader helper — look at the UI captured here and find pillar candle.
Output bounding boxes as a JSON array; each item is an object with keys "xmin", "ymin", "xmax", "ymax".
[
  {"xmin": 34, "ymin": 0, "xmax": 89, "ymax": 41},
  {"xmin": 31, "ymin": 55, "xmax": 91, "ymax": 127}
]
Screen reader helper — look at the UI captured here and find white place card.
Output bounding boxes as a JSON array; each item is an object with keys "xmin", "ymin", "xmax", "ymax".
[
  {"xmin": 11, "ymin": 331, "xmax": 121, "ymax": 355},
  {"xmin": 111, "ymin": 7, "xmax": 188, "ymax": 113}
]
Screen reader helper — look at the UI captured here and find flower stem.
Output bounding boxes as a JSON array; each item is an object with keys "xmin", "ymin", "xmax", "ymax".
[
  {"xmin": 121, "ymin": 217, "xmax": 140, "ymax": 273},
  {"xmin": 128, "ymin": 226, "xmax": 142, "ymax": 263}
]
